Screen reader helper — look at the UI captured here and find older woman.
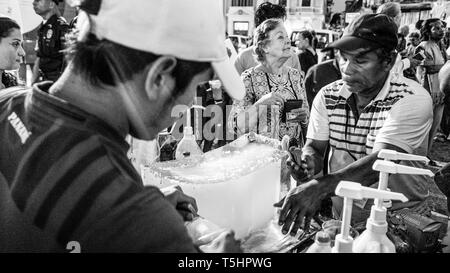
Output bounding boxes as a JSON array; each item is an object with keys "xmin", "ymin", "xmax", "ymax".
[
  {"xmin": 0, "ymin": 17, "xmax": 25, "ymax": 90},
  {"xmin": 229, "ymin": 19, "xmax": 309, "ymax": 144}
]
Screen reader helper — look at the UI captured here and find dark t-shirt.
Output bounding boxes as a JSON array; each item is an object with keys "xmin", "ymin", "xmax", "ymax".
[
  {"xmin": 298, "ymin": 49, "xmax": 318, "ymax": 76},
  {"xmin": 0, "ymin": 83, "xmax": 197, "ymax": 252},
  {"xmin": 304, "ymin": 59, "xmax": 341, "ymax": 107}
]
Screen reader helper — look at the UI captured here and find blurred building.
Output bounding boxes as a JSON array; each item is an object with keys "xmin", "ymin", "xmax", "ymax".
[{"xmin": 224, "ymin": 0, "xmax": 330, "ymax": 37}]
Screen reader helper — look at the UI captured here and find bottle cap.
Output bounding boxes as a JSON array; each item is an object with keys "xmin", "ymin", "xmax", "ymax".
[{"xmin": 315, "ymin": 231, "xmax": 331, "ymax": 244}]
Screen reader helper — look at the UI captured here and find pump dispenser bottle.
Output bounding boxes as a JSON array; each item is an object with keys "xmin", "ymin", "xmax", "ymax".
[
  {"xmin": 333, "ymin": 181, "xmax": 408, "ymax": 253},
  {"xmin": 352, "ymin": 152, "xmax": 434, "ymax": 253}
]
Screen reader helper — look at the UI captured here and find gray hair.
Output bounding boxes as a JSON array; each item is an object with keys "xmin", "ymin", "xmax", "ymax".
[
  {"xmin": 376, "ymin": 2, "xmax": 401, "ymax": 18},
  {"xmin": 377, "ymin": 2, "xmax": 401, "ymax": 27},
  {"xmin": 253, "ymin": 18, "xmax": 284, "ymax": 63}
]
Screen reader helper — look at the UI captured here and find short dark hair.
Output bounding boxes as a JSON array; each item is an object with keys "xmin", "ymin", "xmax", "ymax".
[
  {"xmin": 0, "ymin": 17, "xmax": 20, "ymax": 41},
  {"xmin": 421, "ymin": 18, "xmax": 443, "ymax": 41},
  {"xmin": 65, "ymin": 33, "xmax": 210, "ymax": 95},
  {"xmin": 253, "ymin": 19, "xmax": 283, "ymax": 62},
  {"xmin": 254, "ymin": 2, "xmax": 286, "ymax": 28},
  {"xmin": 300, "ymin": 30, "xmax": 314, "ymax": 47}
]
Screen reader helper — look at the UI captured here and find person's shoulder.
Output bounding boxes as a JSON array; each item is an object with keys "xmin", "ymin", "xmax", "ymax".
[
  {"xmin": 389, "ymin": 76, "xmax": 432, "ymax": 105},
  {"xmin": 241, "ymin": 66, "xmax": 260, "ymax": 79},
  {"xmin": 56, "ymin": 16, "xmax": 69, "ymax": 26},
  {"xmin": 0, "ymin": 86, "xmax": 30, "ymax": 105},
  {"xmin": 309, "ymin": 60, "xmax": 334, "ymax": 73},
  {"xmin": 287, "ymin": 66, "xmax": 301, "ymax": 76},
  {"xmin": 237, "ymin": 46, "xmax": 254, "ymax": 58},
  {"xmin": 321, "ymin": 79, "xmax": 345, "ymax": 95}
]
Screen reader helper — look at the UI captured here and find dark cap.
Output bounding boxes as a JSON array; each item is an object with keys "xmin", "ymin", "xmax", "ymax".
[{"xmin": 324, "ymin": 13, "xmax": 398, "ymax": 52}]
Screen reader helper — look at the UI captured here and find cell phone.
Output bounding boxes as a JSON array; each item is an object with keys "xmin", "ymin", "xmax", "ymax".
[{"xmin": 282, "ymin": 99, "xmax": 303, "ymax": 123}]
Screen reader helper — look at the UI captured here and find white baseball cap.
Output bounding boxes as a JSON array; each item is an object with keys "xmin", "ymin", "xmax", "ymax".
[{"xmin": 77, "ymin": 0, "xmax": 245, "ymax": 100}]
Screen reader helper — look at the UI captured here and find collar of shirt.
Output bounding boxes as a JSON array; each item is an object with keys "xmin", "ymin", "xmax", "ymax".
[
  {"xmin": 337, "ymin": 72, "xmax": 392, "ymax": 105},
  {"xmin": 27, "ymin": 82, "xmax": 130, "ymax": 153}
]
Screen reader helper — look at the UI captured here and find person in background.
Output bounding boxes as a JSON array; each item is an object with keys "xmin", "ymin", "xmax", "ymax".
[
  {"xmin": 296, "ymin": 30, "xmax": 318, "ymax": 77},
  {"xmin": 229, "ymin": 19, "xmax": 309, "ymax": 144},
  {"xmin": 0, "ymin": 0, "xmax": 244, "ymax": 252},
  {"xmin": 0, "ymin": 17, "xmax": 25, "ymax": 90},
  {"xmin": 377, "ymin": 2, "xmax": 411, "ymax": 80},
  {"xmin": 397, "ymin": 25, "xmax": 409, "ymax": 52},
  {"xmin": 31, "ymin": 0, "xmax": 69, "ymax": 83},
  {"xmin": 435, "ymin": 61, "xmax": 450, "ymax": 143},
  {"xmin": 234, "ymin": 2, "xmax": 301, "ymax": 76},
  {"xmin": 304, "ymin": 49, "xmax": 341, "ymax": 110},
  {"xmin": 416, "ymin": 18, "xmax": 447, "ymax": 165},
  {"xmin": 434, "ymin": 62, "xmax": 450, "ymax": 212},
  {"xmin": 277, "ymin": 14, "xmax": 437, "ymax": 235},
  {"xmin": 402, "ymin": 31, "xmax": 421, "ymax": 81}
]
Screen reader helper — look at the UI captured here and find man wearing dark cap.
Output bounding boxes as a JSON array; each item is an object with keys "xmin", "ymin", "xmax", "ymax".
[
  {"xmin": 276, "ymin": 14, "xmax": 438, "ymax": 235},
  {"xmin": 32, "ymin": 0, "xmax": 69, "ymax": 83}
]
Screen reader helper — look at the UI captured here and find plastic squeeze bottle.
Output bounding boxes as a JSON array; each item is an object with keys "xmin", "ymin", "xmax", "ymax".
[
  {"xmin": 175, "ymin": 105, "xmax": 205, "ymax": 160},
  {"xmin": 333, "ymin": 181, "xmax": 408, "ymax": 253},
  {"xmin": 352, "ymin": 159, "xmax": 433, "ymax": 253},
  {"xmin": 306, "ymin": 231, "xmax": 332, "ymax": 253}
]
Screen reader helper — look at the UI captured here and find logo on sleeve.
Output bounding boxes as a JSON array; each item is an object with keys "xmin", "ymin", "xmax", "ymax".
[{"xmin": 8, "ymin": 112, "xmax": 31, "ymax": 144}]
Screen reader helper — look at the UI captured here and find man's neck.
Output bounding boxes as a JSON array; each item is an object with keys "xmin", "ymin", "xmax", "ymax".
[
  {"xmin": 41, "ymin": 10, "xmax": 56, "ymax": 21},
  {"xmin": 48, "ymin": 65, "xmax": 130, "ymax": 138},
  {"xmin": 354, "ymin": 73, "xmax": 389, "ymax": 110}
]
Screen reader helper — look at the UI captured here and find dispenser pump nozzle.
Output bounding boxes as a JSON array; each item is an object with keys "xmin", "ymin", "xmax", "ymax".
[
  {"xmin": 335, "ymin": 181, "xmax": 408, "ymax": 203},
  {"xmin": 373, "ymin": 160, "xmax": 434, "ymax": 177},
  {"xmin": 378, "ymin": 149, "xmax": 429, "ymax": 163}
]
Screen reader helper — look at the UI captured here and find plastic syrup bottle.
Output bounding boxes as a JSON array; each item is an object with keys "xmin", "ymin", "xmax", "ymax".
[
  {"xmin": 333, "ymin": 181, "xmax": 408, "ymax": 253},
  {"xmin": 306, "ymin": 231, "xmax": 332, "ymax": 253},
  {"xmin": 175, "ymin": 105, "xmax": 205, "ymax": 160},
  {"xmin": 352, "ymin": 158, "xmax": 433, "ymax": 253}
]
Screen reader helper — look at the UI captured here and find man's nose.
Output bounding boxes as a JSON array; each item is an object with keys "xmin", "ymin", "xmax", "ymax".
[{"xmin": 340, "ymin": 60, "xmax": 353, "ymax": 75}]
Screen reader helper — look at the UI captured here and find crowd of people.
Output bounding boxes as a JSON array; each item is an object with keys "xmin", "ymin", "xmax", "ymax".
[{"xmin": 0, "ymin": 0, "xmax": 449, "ymax": 253}]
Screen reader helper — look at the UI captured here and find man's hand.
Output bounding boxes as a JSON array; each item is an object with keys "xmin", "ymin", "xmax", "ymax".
[
  {"xmin": 286, "ymin": 147, "xmax": 315, "ymax": 183},
  {"xmin": 274, "ymin": 179, "xmax": 325, "ymax": 236},
  {"xmin": 161, "ymin": 185, "xmax": 198, "ymax": 221}
]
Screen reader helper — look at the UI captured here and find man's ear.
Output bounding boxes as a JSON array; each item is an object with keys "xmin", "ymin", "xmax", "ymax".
[
  {"xmin": 383, "ymin": 52, "xmax": 397, "ymax": 72},
  {"xmin": 144, "ymin": 56, "xmax": 177, "ymax": 102}
]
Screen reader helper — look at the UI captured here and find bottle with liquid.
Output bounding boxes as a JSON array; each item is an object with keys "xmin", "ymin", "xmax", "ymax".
[
  {"xmin": 306, "ymin": 231, "xmax": 332, "ymax": 253},
  {"xmin": 175, "ymin": 105, "xmax": 204, "ymax": 160}
]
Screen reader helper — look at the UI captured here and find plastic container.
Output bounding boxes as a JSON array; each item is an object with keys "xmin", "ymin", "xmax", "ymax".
[
  {"xmin": 306, "ymin": 232, "xmax": 332, "ymax": 253},
  {"xmin": 142, "ymin": 134, "xmax": 285, "ymax": 239}
]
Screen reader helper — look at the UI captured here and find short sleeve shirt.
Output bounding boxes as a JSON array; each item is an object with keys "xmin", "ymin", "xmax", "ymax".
[{"xmin": 307, "ymin": 74, "xmax": 434, "ymax": 210}]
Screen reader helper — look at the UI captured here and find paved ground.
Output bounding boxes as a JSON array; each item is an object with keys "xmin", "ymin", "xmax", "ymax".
[
  {"xmin": 429, "ymin": 139, "xmax": 450, "ymax": 166},
  {"xmin": 428, "ymin": 139, "xmax": 450, "ymax": 253}
]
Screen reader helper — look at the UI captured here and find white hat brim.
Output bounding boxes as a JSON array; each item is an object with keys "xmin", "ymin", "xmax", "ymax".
[{"xmin": 212, "ymin": 60, "xmax": 245, "ymax": 101}]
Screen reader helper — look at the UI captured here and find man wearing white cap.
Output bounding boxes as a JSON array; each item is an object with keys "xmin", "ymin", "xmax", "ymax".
[{"xmin": 0, "ymin": 0, "xmax": 244, "ymax": 252}]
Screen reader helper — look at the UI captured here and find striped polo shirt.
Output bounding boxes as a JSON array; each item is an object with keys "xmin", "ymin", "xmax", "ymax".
[
  {"xmin": 0, "ymin": 83, "xmax": 196, "ymax": 252},
  {"xmin": 307, "ymin": 74, "xmax": 434, "ymax": 217}
]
